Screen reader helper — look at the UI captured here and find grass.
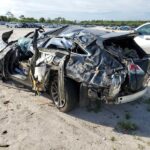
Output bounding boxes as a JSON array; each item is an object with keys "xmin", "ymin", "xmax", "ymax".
[
  {"xmin": 144, "ymin": 98, "xmax": 150, "ymax": 112},
  {"xmin": 147, "ymin": 141, "xmax": 150, "ymax": 146},
  {"xmin": 144, "ymin": 98, "xmax": 150, "ymax": 105},
  {"xmin": 110, "ymin": 136, "xmax": 116, "ymax": 142},
  {"xmin": 138, "ymin": 144, "xmax": 145, "ymax": 150},
  {"xmin": 86, "ymin": 100, "xmax": 101, "ymax": 113},
  {"xmin": 125, "ymin": 112, "xmax": 131, "ymax": 120},
  {"xmin": 135, "ymin": 137, "xmax": 150, "ymax": 147},
  {"xmin": 134, "ymin": 136, "xmax": 143, "ymax": 141},
  {"xmin": 146, "ymin": 106, "xmax": 150, "ymax": 112},
  {"xmin": 117, "ymin": 120, "xmax": 138, "ymax": 132}
]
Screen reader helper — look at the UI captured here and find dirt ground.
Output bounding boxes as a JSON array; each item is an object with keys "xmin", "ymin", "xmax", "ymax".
[{"xmin": 0, "ymin": 26, "xmax": 150, "ymax": 150}]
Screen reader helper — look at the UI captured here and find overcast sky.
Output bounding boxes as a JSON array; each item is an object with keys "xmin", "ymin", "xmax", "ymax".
[{"xmin": 0, "ymin": 0, "xmax": 150, "ymax": 20}]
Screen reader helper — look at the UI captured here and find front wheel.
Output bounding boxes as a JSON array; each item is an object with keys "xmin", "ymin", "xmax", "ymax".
[{"xmin": 49, "ymin": 76, "xmax": 78, "ymax": 112}]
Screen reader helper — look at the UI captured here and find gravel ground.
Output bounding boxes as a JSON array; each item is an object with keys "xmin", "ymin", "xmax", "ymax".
[{"xmin": 0, "ymin": 26, "xmax": 150, "ymax": 150}]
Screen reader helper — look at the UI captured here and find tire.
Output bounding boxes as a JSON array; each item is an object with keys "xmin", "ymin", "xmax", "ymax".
[{"xmin": 49, "ymin": 75, "xmax": 78, "ymax": 112}]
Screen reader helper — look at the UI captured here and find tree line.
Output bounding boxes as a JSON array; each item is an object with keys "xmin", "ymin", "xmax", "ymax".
[
  {"xmin": 0, "ymin": 12, "xmax": 149, "ymax": 26},
  {"xmin": 80, "ymin": 20, "xmax": 150, "ymax": 27},
  {"xmin": 0, "ymin": 12, "xmax": 76, "ymax": 24}
]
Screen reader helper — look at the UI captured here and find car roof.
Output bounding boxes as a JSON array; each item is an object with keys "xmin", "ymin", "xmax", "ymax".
[
  {"xmin": 43, "ymin": 25, "xmax": 135, "ymax": 42},
  {"xmin": 135, "ymin": 22, "xmax": 150, "ymax": 30},
  {"xmin": 61, "ymin": 26, "xmax": 135, "ymax": 39},
  {"xmin": 61, "ymin": 25, "xmax": 109, "ymax": 36}
]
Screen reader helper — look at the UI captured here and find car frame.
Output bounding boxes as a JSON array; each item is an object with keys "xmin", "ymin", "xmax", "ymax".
[{"xmin": 0, "ymin": 26, "xmax": 149, "ymax": 112}]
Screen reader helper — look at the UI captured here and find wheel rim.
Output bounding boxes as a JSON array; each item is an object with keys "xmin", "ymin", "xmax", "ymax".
[{"xmin": 51, "ymin": 79, "xmax": 66, "ymax": 108}]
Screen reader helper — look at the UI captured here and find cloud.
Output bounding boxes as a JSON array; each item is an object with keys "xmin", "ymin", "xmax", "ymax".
[{"xmin": 0, "ymin": 0, "xmax": 150, "ymax": 20}]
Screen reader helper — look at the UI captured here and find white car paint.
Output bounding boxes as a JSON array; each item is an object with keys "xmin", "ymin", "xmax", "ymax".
[{"xmin": 134, "ymin": 23, "xmax": 150, "ymax": 54}]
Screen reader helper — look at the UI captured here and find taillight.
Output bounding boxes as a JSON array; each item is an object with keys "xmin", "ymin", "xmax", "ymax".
[{"xmin": 128, "ymin": 63, "xmax": 145, "ymax": 74}]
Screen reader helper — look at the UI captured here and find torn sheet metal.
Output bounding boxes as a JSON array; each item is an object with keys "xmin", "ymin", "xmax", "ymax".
[
  {"xmin": 0, "ymin": 31, "xmax": 14, "ymax": 58},
  {"xmin": 34, "ymin": 65, "xmax": 46, "ymax": 82},
  {"xmin": 31, "ymin": 26, "xmax": 148, "ymax": 101},
  {"xmin": 0, "ymin": 40, "xmax": 7, "ymax": 52},
  {"xmin": 0, "ymin": 25, "xmax": 149, "ymax": 104},
  {"xmin": 109, "ymin": 74, "xmax": 122, "ymax": 98}
]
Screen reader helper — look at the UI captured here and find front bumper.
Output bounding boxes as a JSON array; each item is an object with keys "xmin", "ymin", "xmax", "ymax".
[{"xmin": 115, "ymin": 88, "xmax": 147, "ymax": 104}]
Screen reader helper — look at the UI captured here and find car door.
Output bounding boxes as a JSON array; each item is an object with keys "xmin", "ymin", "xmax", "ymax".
[{"xmin": 134, "ymin": 24, "xmax": 150, "ymax": 54}]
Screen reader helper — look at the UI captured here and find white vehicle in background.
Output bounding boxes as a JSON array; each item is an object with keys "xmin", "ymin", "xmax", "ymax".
[{"xmin": 134, "ymin": 23, "xmax": 150, "ymax": 54}]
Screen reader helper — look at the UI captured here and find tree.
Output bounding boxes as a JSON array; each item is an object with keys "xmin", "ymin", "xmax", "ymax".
[
  {"xmin": 39, "ymin": 17, "xmax": 45, "ymax": 23},
  {"xmin": 19, "ymin": 15, "xmax": 25, "ymax": 20},
  {"xmin": 47, "ymin": 18, "xmax": 52, "ymax": 23},
  {"xmin": 6, "ymin": 11, "xmax": 14, "ymax": 18},
  {"xmin": 0, "ymin": 16, "xmax": 8, "ymax": 21}
]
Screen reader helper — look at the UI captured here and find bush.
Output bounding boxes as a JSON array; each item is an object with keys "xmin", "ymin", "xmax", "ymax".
[{"xmin": 117, "ymin": 120, "xmax": 138, "ymax": 131}]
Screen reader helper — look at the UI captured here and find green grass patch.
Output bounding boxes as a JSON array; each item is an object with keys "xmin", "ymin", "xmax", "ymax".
[
  {"xmin": 110, "ymin": 136, "xmax": 116, "ymax": 142},
  {"xmin": 138, "ymin": 144, "xmax": 145, "ymax": 150},
  {"xmin": 147, "ymin": 106, "xmax": 150, "ymax": 112},
  {"xmin": 117, "ymin": 120, "xmax": 138, "ymax": 132},
  {"xmin": 125, "ymin": 112, "xmax": 131, "ymax": 120},
  {"xmin": 144, "ymin": 98, "xmax": 150, "ymax": 105},
  {"xmin": 86, "ymin": 100, "xmax": 101, "ymax": 113}
]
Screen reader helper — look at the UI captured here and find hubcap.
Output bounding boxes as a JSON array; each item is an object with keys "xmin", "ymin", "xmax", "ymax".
[{"xmin": 51, "ymin": 80, "xmax": 65, "ymax": 108}]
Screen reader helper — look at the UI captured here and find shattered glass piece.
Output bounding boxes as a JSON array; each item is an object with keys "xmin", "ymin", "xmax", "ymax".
[{"xmin": 17, "ymin": 37, "xmax": 33, "ymax": 56}]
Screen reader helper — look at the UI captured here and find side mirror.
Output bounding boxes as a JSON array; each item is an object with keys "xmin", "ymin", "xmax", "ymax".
[{"xmin": 2, "ymin": 30, "xmax": 13, "ymax": 44}]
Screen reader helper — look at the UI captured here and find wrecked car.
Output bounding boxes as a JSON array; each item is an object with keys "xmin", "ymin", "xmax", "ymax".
[{"xmin": 0, "ymin": 26, "xmax": 149, "ymax": 112}]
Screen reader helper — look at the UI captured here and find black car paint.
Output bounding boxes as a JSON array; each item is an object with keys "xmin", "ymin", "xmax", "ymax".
[{"xmin": 0, "ymin": 26, "xmax": 149, "ymax": 106}]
